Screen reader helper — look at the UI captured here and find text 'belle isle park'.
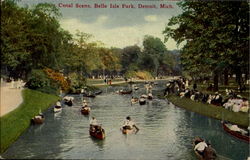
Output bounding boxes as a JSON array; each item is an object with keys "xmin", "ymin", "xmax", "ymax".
[{"xmin": 58, "ymin": 3, "xmax": 174, "ymax": 9}]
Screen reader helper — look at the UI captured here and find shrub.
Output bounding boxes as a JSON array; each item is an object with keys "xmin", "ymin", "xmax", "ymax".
[
  {"xmin": 125, "ymin": 70, "xmax": 153, "ymax": 80},
  {"xmin": 26, "ymin": 69, "xmax": 60, "ymax": 95},
  {"xmin": 43, "ymin": 68, "xmax": 70, "ymax": 91},
  {"xmin": 26, "ymin": 69, "xmax": 50, "ymax": 89},
  {"xmin": 68, "ymin": 72, "xmax": 86, "ymax": 89}
]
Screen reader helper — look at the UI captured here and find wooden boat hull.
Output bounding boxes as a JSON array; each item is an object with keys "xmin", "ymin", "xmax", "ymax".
[
  {"xmin": 192, "ymin": 137, "xmax": 204, "ymax": 160},
  {"xmin": 53, "ymin": 107, "xmax": 62, "ymax": 113},
  {"xmin": 89, "ymin": 128, "xmax": 105, "ymax": 140},
  {"xmin": 192, "ymin": 137, "xmax": 217, "ymax": 160},
  {"xmin": 65, "ymin": 100, "xmax": 73, "ymax": 106},
  {"xmin": 222, "ymin": 122, "xmax": 250, "ymax": 143},
  {"xmin": 122, "ymin": 128, "xmax": 136, "ymax": 134},
  {"xmin": 194, "ymin": 150, "xmax": 204, "ymax": 160},
  {"xmin": 134, "ymin": 87, "xmax": 139, "ymax": 90},
  {"xmin": 148, "ymin": 96, "xmax": 153, "ymax": 100},
  {"xmin": 95, "ymin": 90, "xmax": 102, "ymax": 95},
  {"xmin": 83, "ymin": 94, "xmax": 96, "ymax": 98},
  {"xmin": 131, "ymin": 98, "xmax": 139, "ymax": 104},
  {"xmin": 139, "ymin": 99, "xmax": 146, "ymax": 105},
  {"xmin": 81, "ymin": 108, "xmax": 90, "ymax": 115},
  {"xmin": 31, "ymin": 117, "xmax": 45, "ymax": 125},
  {"xmin": 119, "ymin": 90, "xmax": 132, "ymax": 94}
]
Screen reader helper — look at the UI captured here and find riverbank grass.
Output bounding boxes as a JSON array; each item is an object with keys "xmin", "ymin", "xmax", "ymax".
[
  {"xmin": 167, "ymin": 95, "xmax": 249, "ymax": 127},
  {"xmin": 0, "ymin": 89, "xmax": 59, "ymax": 153}
]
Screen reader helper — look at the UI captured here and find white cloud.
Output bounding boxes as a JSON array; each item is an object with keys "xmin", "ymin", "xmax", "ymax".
[
  {"xmin": 144, "ymin": 15, "xmax": 158, "ymax": 22},
  {"xmin": 96, "ymin": 15, "xmax": 108, "ymax": 24},
  {"xmin": 60, "ymin": 17, "xmax": 180, "ymax": 50}
]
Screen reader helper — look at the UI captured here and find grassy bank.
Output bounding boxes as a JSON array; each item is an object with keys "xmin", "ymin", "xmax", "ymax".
[
  {"xmin": 0, "ymin": 89, "xmax": 59, "ymax": 153},
  {"xmin": 167, "ymin": 95, "xmax": 249, "ymax": 127},
  {"xmin": 86, "ymin": 78, "xmax": 124, "ymax": 85}
]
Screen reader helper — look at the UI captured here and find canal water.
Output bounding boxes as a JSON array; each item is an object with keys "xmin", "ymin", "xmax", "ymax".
[{"xmin": 1, "ymin": 81, "xmax": 249, "ymax": 159}]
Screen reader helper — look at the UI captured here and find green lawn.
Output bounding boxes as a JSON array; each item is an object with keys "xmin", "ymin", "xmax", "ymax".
[
  {"xmin": 167, "ymin": 95, "xmax": 249, "ymax": 127},
  {"xmin": 86, "ymin": 78, "xmax": 124, "ymax": 85},
  {"xmin": 0, "ymin": 89, "xmax": 59, "ymax": 153}
]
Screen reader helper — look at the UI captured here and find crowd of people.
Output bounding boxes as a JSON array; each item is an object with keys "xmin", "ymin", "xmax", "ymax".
[{"xmin": 164, "ymin": 78, "xmax": 249, "ymax": 113}]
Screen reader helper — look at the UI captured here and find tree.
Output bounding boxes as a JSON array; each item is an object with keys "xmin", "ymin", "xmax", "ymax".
[
  {"xmin": 163, "ymin": 1, "xmax": 249, "ymax": 90},
  {"xmin": 141, "ymin": 35, "xmax": 167, "ymax": 77},
  {"xmin": 121, "ymin": 45, "xmax": 141, "ymax": 72}
]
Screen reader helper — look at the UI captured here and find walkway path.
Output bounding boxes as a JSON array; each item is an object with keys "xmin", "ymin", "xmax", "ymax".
[{"xmin": 0, "ymin": 81, "xmax": 24, "ymax": 117}]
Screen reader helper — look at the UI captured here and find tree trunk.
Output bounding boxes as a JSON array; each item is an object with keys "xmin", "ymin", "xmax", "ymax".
[
  {"xmin": 235, "ymin": 70, "xmax": 242, "ymax": 86},
  {"xmin": 213, "ymin": 72, "xmax": 219, "ymax": 92},
  {"xmin": 224, "ymin": 69, "xmax": 228, "ymax": 85},
  {"xmin": 244, "ymin": 71, "xmax": 249, "ymax": 82}
]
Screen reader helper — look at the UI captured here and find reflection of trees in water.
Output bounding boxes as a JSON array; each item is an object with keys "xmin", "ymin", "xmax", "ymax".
[{"xmin": 143, "ymin": 100, "xmax": 167, "ymax": 126}]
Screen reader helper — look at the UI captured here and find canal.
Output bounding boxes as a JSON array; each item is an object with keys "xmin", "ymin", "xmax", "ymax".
[{"xmin": 1, "ymin": 81, "xmax": 249, "ymax": 159}]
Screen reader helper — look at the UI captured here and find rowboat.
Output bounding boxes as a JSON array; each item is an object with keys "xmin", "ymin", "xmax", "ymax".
[
  {"xmin": 81, "ymin": 107, "xmax": 90, "ymax": 115},
  {"xmin": 31, "ymin": 114, "xmax": 45, "ymax": 124},
  {"xmin": 64, "ymin": 96, "xmax": 74, "ymax": 106},
  {"xmin": 139, "ymin": 98, "xmax": 146, "ymax": 105},
  {"xmin": 222, "ymin": 121, "xmax": 249, "ymax": 143},
  {"xmin": 95, "ymin": 90, "xmax": 102, "ymax": 95},
  {"xmin": 148, "ymin": 93, "xmax": 153, "ymax": 100},
  {"xmin": 192, "ymin": 137, "xmax": 217, "ymax": 160},
  {"xmin": 192, "ymin": 138, "xmax": 204, "ymax": 160},
  {"xmin": 89, "ymin": 125, "xmax": 105, "ymax": 140},
  {"xmin": 119, "ymin": 90, "xmax": 132, "ymax": 94},
  {"xmin": 82, "ymin": 92, "xmax": 96, "ymax": 98},
  {"xmin": 131, "ymin": 97, "xmax": 139, "ymax": 104},
  {"xmin": 53, "ymin": 106, "xmax": 62, "ymax": 113},
  {"xmin": 121, "ymin": 127, "xmax": 137, "ymax": 134},
  {"xmin": 64, "ymin": 100, "xmax": 73, "ymax": 106}
]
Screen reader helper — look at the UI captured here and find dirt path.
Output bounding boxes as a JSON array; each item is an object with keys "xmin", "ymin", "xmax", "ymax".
[{"xmin": 0, "ymin": 82, "xmax": 24, "ymax": 117}]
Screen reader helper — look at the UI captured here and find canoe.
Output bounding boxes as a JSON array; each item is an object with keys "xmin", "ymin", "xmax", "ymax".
[
  {"xmin": 81, "ymin": 107, "xmax": 90, "ymax": 115},
  {"xmin": 83, "ymin": 93, "xmax": 96, "ymax": 98},
  {"xmin": 31, "ymin": 115, "xmax": 45, "ymax": 125},
  {"xmin": 148, "ymin": 93, "xmax": 153, "ymax": 100},
  {"xmin": 131, "ymin": 98, "xmax": 139, "ymax": 104},
  {"xmin": 119, "ymin": 90, "xmax": 132, "ymax": 94},
  {"xmin": 53, "ymin": 106, "xmax": 62, "ymax": 113},
  {"xmin": 192, "ymin": 137, "xmax": 217, "ymax": 160},
  {"xmin": 64, "ymin": 100, "xmax": 73, "ymax": 106},
  {"xmin": 89, "ymin": 126, "xmax": 105, "ymax": 140},
  {"xmin": 95, "ymin": 90, "xmax": 102, "ymax": 95},
  {"xmin": 139, "ymin": 98, "xmax": 146, "ymax": 105},
  {"xmin": 140, "ymin": 94, "xmax": 148, "ymax": 99},
  {"xmin": 222, "ymin": 121, "xmax": 249, "ymax": 143},
  {"xmin": 121, "ymin": 127, "xmax": 137, "ymax": 134},
  {"xmin": 192, "ymin": 137, "xmax": 205, "ymax": 160},
  {"xmin": 134, "ymin": 87, "xmax": 139, "ymax": 90}
]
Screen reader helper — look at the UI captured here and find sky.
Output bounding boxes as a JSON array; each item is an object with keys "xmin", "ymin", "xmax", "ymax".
[{"xmin": 17, "ymin": 0, "xmax": 183, "ymax": 50}]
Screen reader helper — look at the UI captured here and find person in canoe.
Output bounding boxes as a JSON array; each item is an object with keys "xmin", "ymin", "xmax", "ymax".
[
  {"xmin": 54, "ymin": 100, "xmax": 62, "ymax": 112},
  {"xmin": 131, "ymin": 96, "xmax": 139, "ymax": 104},
  {"xmin": 81, "ymin": 100, "xmax": 90, "ymax": 114},
  {"xmin": 122, "ymin": 116, "xmax": 139, "ymax": 133},
  {"xmin": 83, "ymin": 100, "xmax": 88, "ymax": 107},
  {"xmin": 56, "ymin": 100, "xmax": 61, "ymax": 107},
  {"xmin": 90, "ymin": 117, "xmax": 101, "ymax": 131},
  {"xmin": 194, "ymin": 138, "xmax": 208, "ymax": 158}
]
